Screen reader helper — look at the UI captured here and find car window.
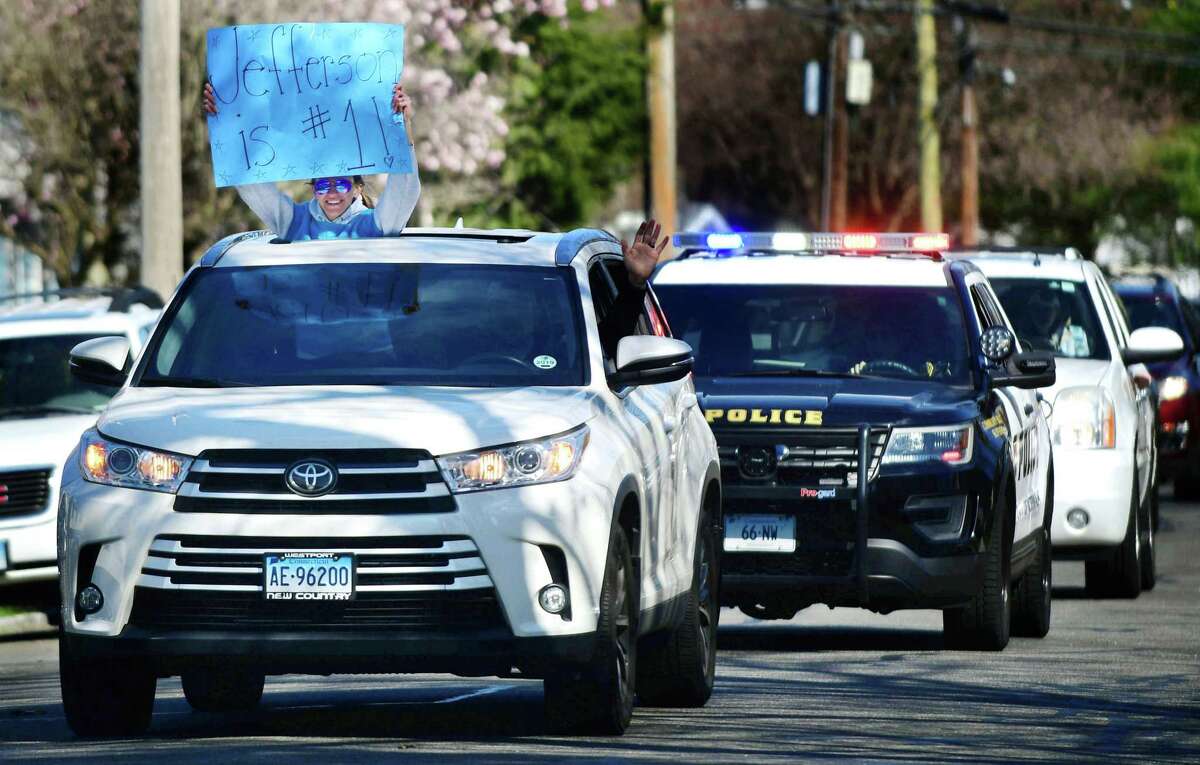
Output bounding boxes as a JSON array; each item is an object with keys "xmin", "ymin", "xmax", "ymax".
[
  {"xmin": 140, "ymin": 263, "xmax": 586, "ymax": 388},
  {"xmin": 0, "ymin": 333, "xmax": 124, "ymax": 417},
  {"xmin": 654, "ymin": 283, "xmax": 973, "ymax": 385},
  {"xmin": 1119, "ymin": 292, "xmax": 1187, "ymax": 339},
  {"xmin": 989, "ymin": 278, "xmax": 1111, "ymax": 360}
]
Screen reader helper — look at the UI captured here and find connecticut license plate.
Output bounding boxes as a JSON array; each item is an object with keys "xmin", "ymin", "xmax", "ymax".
[
  {"xmin": 724, "ymin": 514, "xmax": 797, "ymax": 553},
  {"xmin": 263, "ymin": 552, "xmax": 354, "ymax": 601}
]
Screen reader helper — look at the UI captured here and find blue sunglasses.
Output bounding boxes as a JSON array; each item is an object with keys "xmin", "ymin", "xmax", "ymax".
[{"xmin": 313, "ymin": 178, "xmax": 354, "ymax": 195}]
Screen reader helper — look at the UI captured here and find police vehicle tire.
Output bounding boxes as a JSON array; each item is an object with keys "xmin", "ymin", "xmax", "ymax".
[
  {"xmin": 60, "ymin": 633, "xmax": 156, "ymax": 737},
  {"xmin": 182, "ymin": 670, "xmax": 265, "ymax": 713},
  {"xmin": 1140, "ymin": 477, "xmax": 1157, "ymax": 592},
  {"xmin": 1086, "ymin": 475, "xmax": 1142, "ymax": 599},
  {"xmin": 637, "ymin": 504, "xmax": 718, "ymax": 708},
  {"xmin": 942, "ymin": 482, "xmax": 1011, "ymax": 651},
  {"xmin": 544, "ymin": 526, "xmax": 637, "ymax": 735},
  {"xmin": 1012, "ymin": 527, "xmax": 1052, "ymax": 638}
]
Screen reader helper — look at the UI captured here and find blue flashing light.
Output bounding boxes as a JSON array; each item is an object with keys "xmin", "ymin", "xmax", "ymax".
[{"xmin": 706, "ymin": 233, "xmax": 744, "ymax": 250}]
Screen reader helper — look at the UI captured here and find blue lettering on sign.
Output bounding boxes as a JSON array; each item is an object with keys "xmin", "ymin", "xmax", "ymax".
[{"xmin": 205, "ymin": 22, "xmax": 413, "ymax": 187}]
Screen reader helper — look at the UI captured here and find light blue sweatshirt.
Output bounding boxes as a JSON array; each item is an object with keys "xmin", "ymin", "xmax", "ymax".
[{"xmin": 234, "ymin": 164, "xmax": 421, "ymax": 241}]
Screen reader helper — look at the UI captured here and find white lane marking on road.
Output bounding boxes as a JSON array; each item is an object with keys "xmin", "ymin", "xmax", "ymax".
[{"xmin": 434, "ymin": 685, "xmax": 512, "ymax": 704}]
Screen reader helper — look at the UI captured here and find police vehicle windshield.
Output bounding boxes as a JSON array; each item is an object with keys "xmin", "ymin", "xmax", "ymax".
[
  {"xmin": 654, "ymin": 284, "xmax": 973, "ymax": 385},
  {"xmin": 988, "ymin": 278, "xmax": 1110, "ymax": 360},
  {"xmin": 139, "ymin": 263, "xmax": 585, "ymax": 388}
]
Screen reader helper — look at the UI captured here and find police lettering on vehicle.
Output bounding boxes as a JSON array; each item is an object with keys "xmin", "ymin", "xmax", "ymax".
[{"xmin": 705, "ymin": 408, "xmax": 824, "ymax": 426}]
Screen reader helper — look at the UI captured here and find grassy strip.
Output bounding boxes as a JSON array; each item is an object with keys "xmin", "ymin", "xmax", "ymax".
[{"xmin": 0, "ymin": 606, "xmax": 31, "ymax": 617}]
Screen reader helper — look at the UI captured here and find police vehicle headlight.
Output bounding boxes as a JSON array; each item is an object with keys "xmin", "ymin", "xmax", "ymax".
[
  {"xmin": 79, "ymin": 430, "xmax": 193, "ymax": 493},
  {"xmin": 437, "ymin": 425, "xmax": 590, "ymax": 493},
  {"xmin": 1052, "ymin": 387, "xmax": 1116, "ymax": 449},
  {"xmin": 882, "ymin": 424, "xmax": 973, "ymax": 466},
  {"xmin": 1160, "ymin": 375, "xmax": 1188, "ymax": 402}
]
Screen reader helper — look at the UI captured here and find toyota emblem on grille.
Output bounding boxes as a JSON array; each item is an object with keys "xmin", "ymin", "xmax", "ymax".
[
  {"xmin": 285, "ymin": 460, "xmax": 338, "ymax": 496},
  {"xmin": 738, "ymin": 447, "xmax": 777, "ymax": 479}
]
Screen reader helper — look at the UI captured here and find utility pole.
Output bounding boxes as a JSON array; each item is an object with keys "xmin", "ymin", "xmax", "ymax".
[
  {"xmin": 915, "ymin": 0, "xmax": 943, "ymax": 232},
  {"xmin": 830, "ymin": 26, "xmax": 849, "ymax": 231},
  {"xmin": 956, "ymin": 16, "xmax": 979, "ymax": 246},
  {"xmin": 819, "ymin": 1, "xmax": 840, "ymax": 231},
  {"xmin": 646, "ymin": 0, "xmax": 678, "ymax": 252},
  {"xmin": 139, "ymin": 0, "xmax": 183, "ymax": 296}
]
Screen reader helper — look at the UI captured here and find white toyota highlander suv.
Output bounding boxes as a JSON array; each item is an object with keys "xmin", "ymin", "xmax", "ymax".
[{"xmin": 57, "ymin": 229, "xmax": 721, "ymax": 737}]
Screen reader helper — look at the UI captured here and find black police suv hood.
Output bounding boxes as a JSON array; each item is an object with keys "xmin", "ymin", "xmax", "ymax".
[{"xmin": 696, "ymin": 375, "xmax": 979, "ymax": 429}]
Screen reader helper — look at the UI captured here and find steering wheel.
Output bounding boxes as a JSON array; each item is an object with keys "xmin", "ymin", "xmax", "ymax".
[
  {"xmin": 857, "ymin": 359, "xmax": 922, "ymax": 378},
  {"xmin": 457, "ymin": 353, "xmax": 536, "ymax": 371}
]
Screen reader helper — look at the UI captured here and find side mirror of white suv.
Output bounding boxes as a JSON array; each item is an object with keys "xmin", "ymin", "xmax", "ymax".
[
  {"xmin": 69, "ymin": 336, "xmax": 131, "ymax": 388},
  {"xmin": 609, "ymin": 336, "xmax": 694, "ymax": 388},
  {"xmin": 1124, "ymin": 326, "xmax": 1185, "ymax": 365}
]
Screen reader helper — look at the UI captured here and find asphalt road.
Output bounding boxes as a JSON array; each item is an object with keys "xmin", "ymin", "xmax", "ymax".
[{"xmin": 1, "ymin": 500, "xmax": 1197, "ymax": 764}]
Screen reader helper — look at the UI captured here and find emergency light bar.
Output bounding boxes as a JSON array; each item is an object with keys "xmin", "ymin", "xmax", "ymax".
[{"xmin": 673, "ymin": 231, "xmax": 951, "ymax": 253}]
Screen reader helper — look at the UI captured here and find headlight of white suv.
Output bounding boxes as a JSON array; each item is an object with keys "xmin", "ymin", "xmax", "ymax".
[
  {"xmin": 437, "ymin": 425, "xmax": 590, "ymax": 493},
  {"xmin": 79, "ymin": 430, "xmax": 194, "ymax": 493},
  {"xmin": 882, "ymin": 424, "xmax": 974, "ymax": 466},
  {"xmin": 1052, "ymin": 387, "xmax": 1116, "ymax": 449}
]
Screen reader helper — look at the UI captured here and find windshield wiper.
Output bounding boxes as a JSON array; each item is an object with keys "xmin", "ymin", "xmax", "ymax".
[
  {"xmin": 0, "ymin": 404, "xmax": 98, "ymax": 419},
  {"xmin": 138, "ymin": 376, "xmax": 253, "ymax": 388},
  {"xmin": 719, "ymin": 369, "xmax": 864, "ymax": 378}
]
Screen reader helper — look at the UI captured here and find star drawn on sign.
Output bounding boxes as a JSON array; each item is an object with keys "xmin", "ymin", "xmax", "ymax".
[
  {"xmin": 384, "ymin": 28, "xmax": 399, "ymax": 39},
  {"xmin": 212, "ymin": 140, "xmax": 224, "ymax": 152},
  {"xmin": 254, "ymin": 169, "xmax": 267, "ymax": 180},
  {"xmin": 248, "ymin": 28, "xmax": 263, "ymax": 41},
  {"xmin": 310, "ymin": 159, "xmax": 323, "ymax": 174},
  {"xmin": 353, "ymin": 28, "xmax": 364, "ymax": 40},
  {"xmin": 337, "ymin": 160, "xmax": 349, "ymax": 173},
  {"xmin": 283, "ymin": 164, "xmax": 297, "ymax": 176},
  {"xmin": 219, "ymin": 172, "xmax": 231, "ymax": 185},
  {"xmin": 318, "ymin": 25, "xmax": 330, "ymax": 39},
  {"xmin": 209, "ymin": 35, "xmax": 221, "ymax": 49}
]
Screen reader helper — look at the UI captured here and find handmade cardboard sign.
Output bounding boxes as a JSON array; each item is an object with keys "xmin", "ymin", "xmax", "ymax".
[{"xmin": 205, "ymin": 22, "xmax": 412, "ymax": 188}]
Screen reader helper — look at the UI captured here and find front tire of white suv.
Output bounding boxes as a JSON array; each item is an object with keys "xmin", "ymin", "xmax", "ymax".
[
  {"xmin": 182, "ymin": 670, "xmax": 265, "ymax": 713},
  {"xmin": 638, "ymin": 502, "xmax": 719, "ymax": 707},
  {"xmin": 544, "ymin": 525, "xmax": 637, "ymax": 735},
  {"xmin": 60, "ymin": 635, "xmax": 156, "ymax": 737}
]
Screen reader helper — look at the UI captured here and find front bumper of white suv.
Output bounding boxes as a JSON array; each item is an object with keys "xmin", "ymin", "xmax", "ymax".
[{"xmin": 58, "ymin": 444, "xmax": 614, "ymax": 676}]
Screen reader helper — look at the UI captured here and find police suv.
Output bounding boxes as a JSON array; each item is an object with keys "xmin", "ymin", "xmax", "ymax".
[
  {"xmin": 654, "ymin": 232, "xmax": 1056, "ymax": 650},
  {"xmin": 57, "ymin": 229, "xmax": 720, "ymax": 736}
]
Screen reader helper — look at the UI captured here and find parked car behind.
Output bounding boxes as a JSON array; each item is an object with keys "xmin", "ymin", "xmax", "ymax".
[{"xmin": 0, "ymin": 288, "xmax": 160, "ymax": 587}]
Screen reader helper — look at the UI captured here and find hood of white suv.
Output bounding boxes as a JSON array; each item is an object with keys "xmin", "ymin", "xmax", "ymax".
[
  {"xmin": 0, "ymin": 414, "xmax": 96, "ymax": 472},
  {"xmin": 1040, "ymin": 357, "xmax": 1112, "ymax": 399},
  {"xmin": 96, "ymin": 386, "xmax": 600, "ymax": 456}
]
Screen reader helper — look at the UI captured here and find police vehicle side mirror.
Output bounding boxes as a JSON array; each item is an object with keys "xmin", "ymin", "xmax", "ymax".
[
  {"xmin": 609, "ymin": 336, "xmax": 694, "ymax": 388},
  {"xmin": 1124, "ymin": 326, "xmax": 1185, "ymax": 365},
  {"xmin": 69, "ymin": 336, "xmax": 131, "ymax": 388},
  {"xmin": 990, "ymin": 351, "xmax": 1056, "ymax": 390},
  {"xmin": 980, "ymin": 326, "xmax": 1015, "ymax": 364}
]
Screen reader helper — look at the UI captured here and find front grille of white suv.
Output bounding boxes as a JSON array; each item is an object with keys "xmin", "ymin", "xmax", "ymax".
[
  {"xmin": 130, "ymin": 534, "xmax": 504, "ymax": 632},
  {"xmin": 174, "ymin": 449, "xmax": 456, "ymax": 514}
]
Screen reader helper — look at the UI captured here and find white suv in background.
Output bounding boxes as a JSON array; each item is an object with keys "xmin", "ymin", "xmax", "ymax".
[
  {"xmin": 960, "ymin": 249, "xmax": 1182, "ymax": 597},
  {"xmin": 58, "ymin": 229, "xmax": 721, "ymax": 737},
  {"xmin": 0, "ymin": 289, "xmax": 160, "ymax": 587}
]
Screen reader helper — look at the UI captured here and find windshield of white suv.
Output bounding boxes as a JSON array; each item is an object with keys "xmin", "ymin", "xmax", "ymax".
[
  {"xmin": 0, "ymin": 334, "xmax": 123, "ymax": 418},
  {"xmin": 653, "ymin": 284, "xmax": 973, "ymax": 385},
  {"xmin": 139, "ymin": 263, "xmax": 586, "ymax": 388},
  {"xmin": 989, "ymin": 278, "xmax": 1111, "ymax": 360}
]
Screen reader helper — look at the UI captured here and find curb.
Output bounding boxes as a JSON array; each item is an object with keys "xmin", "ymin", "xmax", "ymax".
[{"xmin": 0, "ymin": 611, "xmax": 54, "ymax": 638}]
